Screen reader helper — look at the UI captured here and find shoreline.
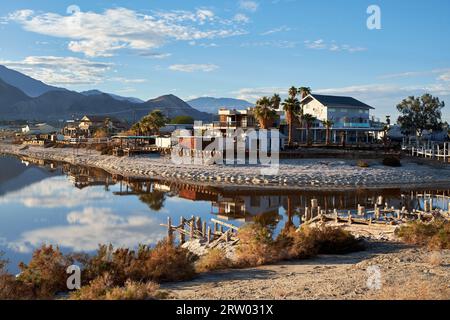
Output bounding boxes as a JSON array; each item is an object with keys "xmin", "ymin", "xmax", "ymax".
[
  {"xmin": 2, "ymin": 142, "xmax": 450, "ymax": 192},
  {"xmin": 163, "ymin": 242, "xmax": 450, "ymax": 300}
]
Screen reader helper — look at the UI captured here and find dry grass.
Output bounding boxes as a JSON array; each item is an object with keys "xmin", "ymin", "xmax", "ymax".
[
  {"xmin": 235, "ymin": 223, "xmax": 364, "ymax": 268},
  {"xmin": 70, "ymin": 273, "xmax": 160, "ymax": 300},
  {"xmin": 375, "ymin": 278, "xmax": 450, "ymax": 300},
  {"xmin": 195, "ymin": 248, "xmax": 233, "ymax": 273},
  {"xmin": 396, "ymin": 220, "xmax": 450, "ymax": 249},
  {"xmin": 81, "ymin": 240, "xmax": 196, "ymax": 286},
  {"xmin": 17, "ymin": 245, "xmax": 74, "ymax": 299},
  {"xmin": 235, "ymin": 223, "xmax": 278, "ymax": 267},
  {"xmin": 427, "ymin": 251, "xmax": 443, "ymax": 266}
]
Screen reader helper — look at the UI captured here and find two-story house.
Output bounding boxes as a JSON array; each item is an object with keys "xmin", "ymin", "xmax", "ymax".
[{"xmin": 299, "ymin": 94, "xmax": 383, "ymax": 144}]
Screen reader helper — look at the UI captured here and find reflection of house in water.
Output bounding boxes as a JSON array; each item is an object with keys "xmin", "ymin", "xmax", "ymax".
[
  {"xmin": 212, "ymin": 195, "xmax": 283, "ymax": 222},
  {"xmin": 64, "ymin": 165, "xmax": 114, "ymax": 189}
]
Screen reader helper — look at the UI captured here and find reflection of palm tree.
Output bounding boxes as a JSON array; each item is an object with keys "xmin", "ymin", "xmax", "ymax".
[
  {"xmin": 284, "ymin": 195, "xmax": 294, "ymax": 230},
  {"xmin": 252, "ymin": 210, "xmax": 279, "ymax": 233},
  {"xmin": 139, "ymin": 191, "xmax": 166, "ymax": 211}
]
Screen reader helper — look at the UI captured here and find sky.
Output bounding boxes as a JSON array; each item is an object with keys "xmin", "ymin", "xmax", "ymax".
[{"xmin": 0, "ymin": 0, "xmax": 449, "ymax": 122}]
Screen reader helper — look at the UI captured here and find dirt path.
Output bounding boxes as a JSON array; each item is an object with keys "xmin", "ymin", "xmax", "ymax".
[{"xmin": 163, "ymin": 242, "xmax": 450, "ymax": 300}]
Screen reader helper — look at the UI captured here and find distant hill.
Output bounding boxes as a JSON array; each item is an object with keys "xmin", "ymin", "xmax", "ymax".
[
  {"xmin": 0, "ymin": 65, "xmax": 66, "ymax": 97},
  {"xmin": 0, "ymin": 78, "xmax": 31, "ymax": 112},
  {"xmin": 187, "ymin": 97, "xmax": 253, "ymax": 114},
  {"xmin": 0, "ymin": 66, "xmax": 212, "ymax": 122},
  {"xmin": 81, "ymin": 89, "xmax": 144, "ymax": 104}
]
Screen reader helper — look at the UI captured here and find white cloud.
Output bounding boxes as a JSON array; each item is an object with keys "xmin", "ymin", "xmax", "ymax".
[
  {"xmin": 380, "ymin": 68, "xmax": 450, "ymax": 83},
  {"xmin": 0, "ymin": 177, "xmax": 110, "ymax": 208},
  {"xmin": 137, "ymin": 52, "xmax": 172, "ymax": 59},
  {"xmin": 7, "ymin": 7, "xmax": 245, "ymax": 57},
  {"xmin": 8, "ymin": 207, "xmax": 165, "ymax": 253},
  {"xmin": 239, "ymin": 1, "xmax": 259, "ymax": 12},
  {"xmin": 260, "ymin": 25, "xmax": 291, "ymax": 36},
  {"xmin": 233, "ymin": 86, "xmax": 286, "ymax": 101},
  {"xmin": 108, "ymin": 77, "xmax": 147, "ymax": 84},
  {"xmin": 304, "ymin": 39, "xmax": 367, "ymax": 53},
  {"xmin": 168, "ymin": 63, "xmax": 219, "ymax": 72},
  {"xmin": 241, "ymin": 40, "xmax": 297, "ymax": 48},
  {"xmin": 0, "ymin": 56, "xmax": 112, "ymax": 85},
  {"xmin": 233, "ymin": 13, "xmax": 250, "ymax": 24}
]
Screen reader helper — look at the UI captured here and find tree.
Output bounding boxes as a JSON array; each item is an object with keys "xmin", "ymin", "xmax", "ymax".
[
  {"xmin": 271, "ymin": 94, "xmax": 281, "ymax": 110},
  {"xmin": 322, "ymin": 120, "xmax": 334, "ymax": 145},
  {"xmin": 302, "ymin": 113, "xmax": 317, "ymax": 146},
  {"xmin": 254, "ymin": 96, "xmax": 277, "ymax": 129},
  {"xmin": 288, "ymin": 86, "xmax": 298, "ymax": 99},
  {"xmin": 170, "ymin": 115, "xmax": 194, "ymax": 124},
  {"xmin": 396, "ymin": 94, "xmax": 445, "ymax": 136},
  {"xmin": 298, "ymin": 86, "xmax": 312, "ymax": 117},
  {"xmin": 137, "ymin": 110, "xmax": 167, "ymax": 135},
  {"xmin": 282, "ymin": 97, "xmax": 301, "ymax": 146}
]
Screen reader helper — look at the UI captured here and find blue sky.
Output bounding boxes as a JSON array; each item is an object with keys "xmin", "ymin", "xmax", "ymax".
[{"xmin": 0, "ymin": 0, "xmax": 449, "ymax": 121}]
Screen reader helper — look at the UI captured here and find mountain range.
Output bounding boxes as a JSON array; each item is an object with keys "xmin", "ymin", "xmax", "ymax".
[
  {"xmin": 0, "ymin": 65, "xmax": 213, "ymax": 122},
  {"xmin": 187, "ymin": 97, "xmax": 253, "ymax": 114}
]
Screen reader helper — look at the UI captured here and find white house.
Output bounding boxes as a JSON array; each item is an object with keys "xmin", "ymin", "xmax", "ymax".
[
  {"xmin": 299, "ymin": 94, "xmax": 384, "ymax": 144},
  {"xmin": 22, "ymin": 123, "xmax": 57, "ymax": 135}
]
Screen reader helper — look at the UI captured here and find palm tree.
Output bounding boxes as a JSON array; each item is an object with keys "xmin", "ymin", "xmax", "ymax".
[
  {"xmin": 139, "ymin": 110, "xmax": 167, "ymax": 135},
  {"xmin": 288, "ymin": 86, "xmax": 298, "ymax": 99},
  {"xmin": 282, "ymin": 97, "xmax": 301, "ymax": 146},
  {"xmin": 254, "ymin": 96, "xmax": 277, "ymax": 129},
  {"xmin": 271, "ymin": 94, "xmax": 281, "ymax": 110},
  {"xmin": 322, "ymin": 120, "xmax": 334, "ymax": 145},
  {"xmin": 302, "ymin": 113, "xmax": 317, "ymax": 146},
  {"xmin": 298, "ymin": 86, "xmax": 312, "ymax": 117}
]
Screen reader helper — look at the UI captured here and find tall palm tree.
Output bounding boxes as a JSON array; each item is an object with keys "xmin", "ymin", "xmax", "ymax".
[
  {"xmin": 322, "ymin": 120, "xmax": 334, "ymax": 145},
  {"xmin": 271, "ymin": 94, "xmax": 281, "ymax": 110},
  {"xmin": 282, "ymin": 97, "xmax": 301, "ymax": 146},
  {"xmin": 254, "ymin": 97, "xmax": 277, "ymax": 129},
  {"xmin": 298, "ymin": 86, "xmax": 312, "ymax": 117},
  {"xmin": 288, "ymin": 86, "xmax": 298, "ymax": 99},
  {"xmin": 302, "ymin": 113, "xmax": 317, "ymax": 146}
]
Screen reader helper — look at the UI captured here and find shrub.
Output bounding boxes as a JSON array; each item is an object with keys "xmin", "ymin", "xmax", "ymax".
[
  {"xmin": 275, "ymin": 226, "xmax": 318, "ymax": 260},
  {"xmin": 235, "ymin": 223, "xmax": 278, "ymax": 267},
  {"xmin": 70, "ymin": 273, "xmax": 160, "ymax": 300},
  {"xmin": 308, "ymin": 224, "xmax": 365, "ymax": 254},
  {"xmin": 357, "ymin": 160, "xmax": 370, "ymax": 168},
  {"xmin": 195, "ymin": 248, "xmax": 233, "ymax": 273},
  {"xmin": 82, "ymin": 241, "xmax": 195, "ymax": 286},
  {"xmin": 276, "ymin": 224, "xmax": 364, "ymax": 259},
  {"xmin": 17, "ymin": 245, "xmax": 74, "ymax": 299},
  {"xmin": 144, "ymin": 240, "xmax": 196, "ymax": 282},
  {"xmin": 382, "ymin": 156, "xmax": 401, "ymax": 167},
  {"xmin": 396, "ymin": 220, "xmax": 450, "ymax": 249}
]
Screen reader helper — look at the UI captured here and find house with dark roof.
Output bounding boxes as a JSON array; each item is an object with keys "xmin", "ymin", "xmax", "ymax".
[{"xmin": 299, "ymin": 94, "xmax": 383, "ymax": 144}]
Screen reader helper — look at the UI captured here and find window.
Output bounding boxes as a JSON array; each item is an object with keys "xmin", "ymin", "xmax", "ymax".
[{"xmin": 328, "ymin": 108, "xmax": 336, "ymax": 112}]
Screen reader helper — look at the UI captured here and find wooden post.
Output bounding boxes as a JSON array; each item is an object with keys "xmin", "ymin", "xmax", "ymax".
[
  {"xmin": 334, "ymin": 209, "xmax": 338, "ymax": 223},
  {"xmin": 358, "ymin": 205, "xmax": 365, "ymax": 216},
  {"xmin": 311, "ymin": 199, "xmax": 318, "ymax": 216},
  {"xmin": 348, "ymin": 210, "xmax": 352, "ymax": 225},
  {"xmin": 190, "ymin": 219, "xmax": 194, "ymax": 240},
  {"xmin": 167, "ymin": 217, "xmax": 173, "ymax": 238},
  {"xmin": 305, "ymin": 206, "xmax": 310, "ymax": 221},
  {"xmin": 202, "ymin": 221, "xmax": 207, "ymax": 238},
  {"xmin": 180, "ymin": 216, "xmax": 185, "ymax": 244},
  {"xmin": 207, "ymin": 226, "xmax": 212, "ymax": 243}
]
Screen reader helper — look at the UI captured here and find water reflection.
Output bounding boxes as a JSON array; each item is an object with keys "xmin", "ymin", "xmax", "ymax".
[{"xmin": 0, "ymin": 154, "xmax": 449, "ymax": 273}]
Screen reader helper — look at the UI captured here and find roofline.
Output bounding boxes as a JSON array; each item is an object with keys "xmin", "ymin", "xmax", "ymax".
[{"xmin": 301, "ymin": 94, "xmax": 375, "ymax": 109}]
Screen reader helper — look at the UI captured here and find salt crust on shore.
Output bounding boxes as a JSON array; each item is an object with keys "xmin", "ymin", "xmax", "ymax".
[{"xmin": 1, "ymin": 143, "xmax": 450, "ymax": 190}]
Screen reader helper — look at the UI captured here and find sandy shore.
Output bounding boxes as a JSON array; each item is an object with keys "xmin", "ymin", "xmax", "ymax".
[
  {"xmin": 1, "ymin": 142, "xmax": 450, "ymax": 191},
  {"xmin": 163, "ymin": 243, "xmax": 450, "ymax": 300}
]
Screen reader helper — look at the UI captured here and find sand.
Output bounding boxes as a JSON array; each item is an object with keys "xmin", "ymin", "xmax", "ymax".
[
  {"xmin": 1, "ymin": 142, "xmax": 450, "ymax": 191},
  {"xmin": 163, "ymin": 243, "xmax": 450, "ymax": 300}
]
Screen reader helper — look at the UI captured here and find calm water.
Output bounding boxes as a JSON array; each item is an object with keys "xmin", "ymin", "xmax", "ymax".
[{"xmin": 0, "ymin": 154, "xmax": 449, "ymax": 273}]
